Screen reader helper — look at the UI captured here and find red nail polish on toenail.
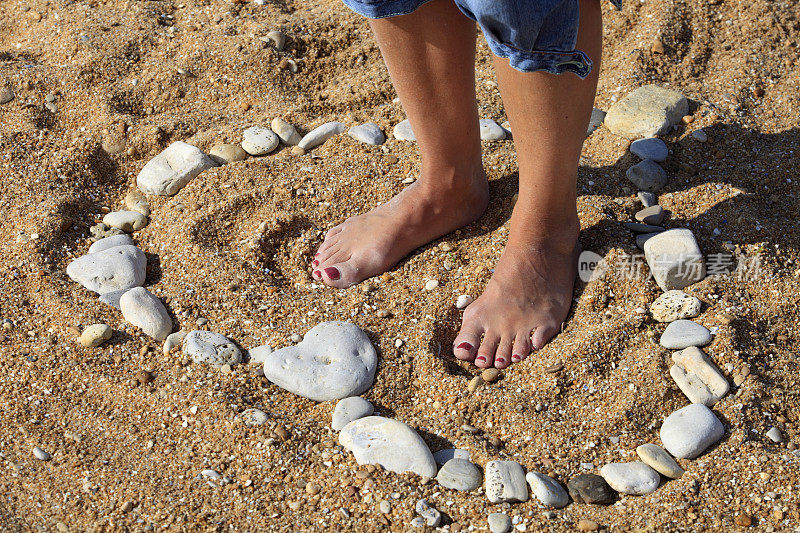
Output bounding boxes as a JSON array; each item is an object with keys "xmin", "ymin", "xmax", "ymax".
[
  {"xmin": 496, "ymin": 357, "xmax": 506, "ymax": 364},
  {"xmin": 312, "ymin": 260, "xmax": 319, "ymax": 267},
  {"xmin": 456, "ymin": 342, "xmax": 473, "ymax": 352},
  {"xmin": 511, "ymin": 354, "xmax": 521, "ymax": 362},
  {"xmin": 476, "ymin": 355, "xmax": 486, "ymax": 362},
  {"xmin": 324, "ymin": 267, "xmax": 340, "ymax": 280},
  {"xmin": 313, "ymin": 270, "xmax": 321, "ymax": 277}
]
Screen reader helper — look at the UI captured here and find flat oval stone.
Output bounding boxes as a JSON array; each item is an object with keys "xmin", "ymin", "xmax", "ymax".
[
  {"xmin": 66, "ymin": 245, "xmax": 146, "ymax": 295},
  {"xmin": 630, "ymin": 137, "xmax": 669, "ymax": 162},
  {"xmin": 120, "ymin": 287, "xmax": 172, "ymax": 341},
  {"xmin": 485, "ymin": 460, "xmax": 528, "ymax": 503},
  {"xmin": 80, "ymin": 324, "xmax": 112, "ymax": 348},
  {"xmin": 635, "ymin": 205, "xmax": 665, "ymax": 225},
  {"xmin": 636, "ymin": 443, "xmax": 684, "ymax": 479},
  {"xmin": 298, "ymin": 121, "xmax": 346, "ymax": 150},
  {"xmin": 241, "ymin": 126, "xmax": 279, "ymax": 155},
  {"xmin": 660, "ymin": 319, "xmax": 712, "ymax": 349},
  {"xmin": 209, "ymin": 144, "xmax": 248, "ymax": 164},
  {"xmin": 600, "ymin": 462, "xmax": 660, "ymax": 495},
  {"xmin": 436, "ymin": 458, "xmax": 482, "ymax": 492},
  {"xmin": 261, "ymin": 321, "xmax": 377, "ymax": 401},
  {"xmin": 137, "ymin": 141, "xmax": 217, "ymax": 196},
  {"xmin": 567, "ymin": 474, "xmax": 615, "ymax": 504},
  {"xmin": 88, "ymin": 234, "xmax": 133, "ymax": 254},
  {"xmin": 240, "ymin": 408, "xmax": 268, "ymax": 426},
  {"xmin": 650, "ymin": 290, "xmax": 702, "ymax": 322},
  {"xmin": 103, "ymin": 210, "xmax": 148, "ymax": 232},
  {"xmin": 670, "ymin": 346, "xmax": 729, "ymax": 406},
  {"xmin": 488, "ymin": 512, "xmax": 511, "ymax": 533},
  {"xmin": 271, "ymin": 117, "xmax": 302, "ymax": 145},
  {"xmin": 660, "ymin": 403, "xmax": 725, "ymax": 459},
  {"xmin": 526, "ymin": 472, "xmax": 569, "ymax": 508},
  {"xmin": 348, "ymin": 122, "xmax": 385, "ymax": 145},
  {"xmin": 393, "ymin": 119, "xmax": 415, "ymax": 141},
  {"xmin": 183, "ymin": 330, "xmax": 242, "ymax": 367},
  {"xmin": 332, "ymin": 396, "xmax": 374, "ymax": 430},
  {"xmin": 626, "ymin": 160, "xmax": 668, "ymax": 192},
  {"xmin": 479, "ymin": 119, "xmax": 506, "ymax": 141},
  {"xmin": 339, "ymin": 416, "xmax": 437, "ymax": 478}
]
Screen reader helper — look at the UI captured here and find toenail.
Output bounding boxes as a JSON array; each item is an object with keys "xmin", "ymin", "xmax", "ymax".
[
  {"xmin": 456, "ymin": 342, "xmax": 473, "ymax": 352},
  {"xmin": 312, "ymin": 260, "xmax": 319, "ymax": 266},
  {"xmin": 511, "ymin": 354, "xmax": 521, "ymax": 362},
  {"xmin": 323, "ymin": 267, "xmax": 340, "ymax": 280},
  {"xmin": 476, "ymin": 355, "xmax": 486, "ymax": 362},
  {"xmin": 496, "ymin": 357, "xmax": 506, "ymax": 364},
  {"xmin": 313, "ymin": 270, "xmax": 321, "ymax": 277}
]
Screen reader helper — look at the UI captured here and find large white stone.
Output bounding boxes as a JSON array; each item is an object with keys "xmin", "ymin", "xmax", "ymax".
[
  {"xmin": 644, "ymin": 229, "xmax": 706, "ymax": 291},
  {"xmin": 485, "ymin": 460, "xmax": 528, "ymax": 503},
  {"xmin": 348, "ymin": 123, "xmax": 385, "ymax": 145},
  {"xmin": 332, "ymin": 396, "xmax": 374, "ymax": 430},
  {"xmin": 600, "ymin": 462, "xmax": 660, "ymax": 495},
  {"xmin": 88, "ymin": 234, "xmax": 133, "ymax": 254},
  {"xmin": 136, "ymin": 141, "xmax": 216, "ymax": 196},
  {"xmin": 436, "ymin": 459, "xmax": 482, "ymax": 492},
  {"xmin": 393, "ymin": 119, "xmax": 415, "ymax": 141},
  {"xmin": 670, "ymin": 346, "xmax": 729, "ymax": 406},
  {"xmin": 298, "ymin": 121, "xmax": 346, "ymax": 150},
  {"xmin": 605, "ymin": 85, "xmax": 689, "ymax": 139},
  {"xmin": 183, "ymin": 331, "xmax": 242, "ymax": 367},
  {"xmin": 119, "ymin": 287, "xmax": 172, "ymax": 341},
  {"xmin": 339, "ymin": 416, "xmax": 437, "ymax": 478},
  {"xmin": 660, "ymin": 403, "xmax": 725, "ymax": 459},
  {"xmin": 525, "ymin": 472, "xmax": 569, "ymax": 508},
  {"xmin": 261, "ymin": 321, "xmax": 377, "ymax": 401},
  {"xmin": 660, "ymin": 319, "xmax": 712, "ymax": 349},
  {"xmin": 66, "ymin": 245, "xmax": 146, "ymax": 295}
]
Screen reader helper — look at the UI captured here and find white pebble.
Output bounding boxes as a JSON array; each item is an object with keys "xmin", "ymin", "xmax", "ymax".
[
  {"xmin": 456, "ymin": 295, "xmax": 473, "ymax": 309},
  {"xmin": 33, "ymin": 447, "xmax": 51, "ymax": 461},
  {"xmin": 424, "ymin": 279, "xmax": 439, "ymax": 291}
]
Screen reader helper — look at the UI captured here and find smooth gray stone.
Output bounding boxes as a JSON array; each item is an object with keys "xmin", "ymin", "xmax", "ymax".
[
  {"xmin": 339, "ymin": 416, "xmax": 437, "ymax": 478},
  {"xmin": 526, "ymin": 472, "xmax": 569, "ymax": 508},
  {"xmin": 298, "ymin": 121, "xmax": 346, "ymax": 150},
  {"xmin": 644, "ymin": 228, "xmax": 706, "ymax": 291},
  {"xmin": 600, "ymin": 462, "xmax": 660, "ymax": 495},
  {"xmin": 636, "ymin": 443, "xmax": 684, "ymax": 478},
  {"xmin": 183, "ymin": 330, "xmax": 242, "ymax": 367},
  {"xmin": 638, "ymin": 191, "xmax": 657, "ymax": 207},
  {"xmin": 635, "ymin": 205, "xmax": 665, "ymax": 225},
  {"xmin": 208, "ymin": 143, "xmax": 248, "ymax": 164},
  {"xmin": 630, "ymin": 137, "xmax": 669, "ymax": 162},
  {"xmin": 332, "ymin": 397, "xmax": 374, "ymax": 430},
  {"xmin": 479, "ymin": 119, "xmax": 506, "ymax": 141},
  {"xmin": 485, "ymin": 460, "xmax": 528, "ymax": 503},
  {"xmin": 624, "ymin": 222, "xmax": 665, "ymax": 233},
  {"xmin": 692, "ymin": 129, "xmax": 708, "ymax": 142},
  {"xmin": 660, "ymin": 319, "xmax": 712, "ymax": 349},
  {"xmin": 626, "ymin": 160, "xmax": 668, "ymax": 192},
  {"xmin": 488, "ymin": 512, "xmax": 512, "ymax": 533},
  {"xmin": 436, "ymin": 458, "xmax": 482, "ymax": 492},
  {"xmin": 88, "ymin": 234, "xmax": 133, "ymax": 254},
  {"xmin": 660, "ymin": 403, "xmax": 724, "ymax": 459},
  {"xmin": 393, "ymin": 119, "xmax": 415, "ymax": 141},
  {"xmin": 66, "ymin": 245, "xmax": 146, "ymax": 295},
  {"xmin": 98, "ymin": 289, "xmax": 129, "ymax": 310},
  {"xmin": 348, "ymin": 122, "xmax": 385, "ymax": 145},
  {"xmin": 120, "ymin": 287, "xmax": 172, "ymax": 341},
  {"xmin": 262, "ymin": 321, "xmax": 377, "ymax": 402},
  {"xmin": 433, "ymin": 448, "xmax": 470, "ymax": 465},
  {"xmin": 136, "ymin": 141, "xmax": 216, "ymax": 196},
  {"xmin": 586, "ymin": 107, "xmax": 606, "ymax": 137},
  {"xmin": 636, "ymin": 232, "xmax": 661, "ymax": 250},
  {"xmin": 605, "ymin": 85, "xmax": 688, "ymax": 139}
]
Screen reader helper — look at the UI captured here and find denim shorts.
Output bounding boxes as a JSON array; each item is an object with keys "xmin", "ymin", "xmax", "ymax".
[{"xmin": 342, "ymin": 0, "xmax": 620, "ymax": 78}]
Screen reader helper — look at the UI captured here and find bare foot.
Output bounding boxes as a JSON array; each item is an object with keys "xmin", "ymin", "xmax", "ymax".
[
  {"xmin": 452, "ymin": 213, "xmax": 580, "ymax": 369},
  {"xmin": 312, "ymin": 165, "xmax": 488, "ymax": 288}
]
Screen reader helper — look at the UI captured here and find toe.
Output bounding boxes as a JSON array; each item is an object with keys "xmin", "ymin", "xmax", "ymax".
[
  {"xmin": 316, "ymin": 243, "xmax": 343, "ymax": 266},
  {"xmin": 475, "ymin": 332, "xmax": 500, "ymax": 369},
  {"xmin": 453, "ymin": 317, "xmax": 484, "ymax": 362},
  {"xmin": 531, "ymin": 321, "xmax": 561, "ymax": 350},
  {"xmin": 494, "ymin": 336, "xmax": 513, "ymax": 369},
  {"xmin": 511, "ymin": 329, "xmax": 533, "ymax": 364},
  {"xmin": 320, "ymin": 261, "xmax": 360, "ymax": 289}
]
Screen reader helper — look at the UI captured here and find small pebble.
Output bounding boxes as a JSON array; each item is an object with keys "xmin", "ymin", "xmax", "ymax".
[
  {"xmin": 271, "ymin": 117, "xmax": 302, "ymax": 145},
  {"xmin": 577, "ymin": 519, "xmax": 599, "ymax": 531},
  {"xmin": 0, "ymin": 87, "xmax": 14, "ymax": 104},
  {"xmin": 567, "ymin": 474, "xmax": 615, "ymax": 505},
  {"xmin": 660, "ymin": 403, "xmax": 724, "ymax": 459},
  {"xmin": 479, "ymin": 119, "xmax": 506, "ymax": 141},
  {"xmin": 393, "ymin": 119, "xmax": 415, "ymax": 141},
  {"xmin": 415, "ymin": 499, "xmax": 441, "ymax": 527},
  {"xmin": 482, "ymin": 368, "xmax": 500, "ymax": 382},
  {"xmin": 468, "ymin": 375, "xmax": 483, "ymax": 392},
  {"xmin": 635, "ymin": 205, "xmax": 665, "ymax": 225},
  {"xmin": 659, "ymin": 320, "xmax": 712, "ymax": 349},
  {"xmin": 80, "ymin": 324, "xmax": 112, "ymax": 348},
  {"xmin": 526, "ymin": 472, "xmax": 569, "ymax": 508},
  {"xmin": 636, "ymin": 443, "xmax": 684, "ymax": 479},
  {"xmin": 436, "ymin": 458, "xmax": 482, "ymax": 492},
  {"xmin": 599, "ymin": 462, "xmax": 660, "ymax": 495},
  {"xmin": 488, "ymin": 512, "xmax": 512, "ymax": 533},
  {"xmin": 691, "ymin": 129, "xmax": 708, "ymax": 142},
  {"xmin": 33, "ymin": 446, "xmax": 51, "ymax": 461},
  {"xmin": 456, "ymin": 295, "xmax": 474, "ymax": 309},
  {"xmin": 638, "ymin": 191, "xmax": 657, "ymax": 207},
  {"xmin": 209, "ymin": 144, "xmax": 248, "ymax": 164},
  {"xmin": 265, "ymin": 30, "xmax": 286, "ymax": 51},
  {"xmin": 241, "ymin": 126, "xmax": 279, "ymax": 155},
  {"xmin": 766, "ymin": 427, "xmax": 783, "ymax": 443},
  {"xmin": 424, "ymin": 279, "xmax": 439, "ymax": 291},
  {"xmin": 291, "ymin": 333, "xmax": 303, "ymax": 343},
  {"xmin": 379, "ymin": 500, "xmax": 391, "ymax": 514}
]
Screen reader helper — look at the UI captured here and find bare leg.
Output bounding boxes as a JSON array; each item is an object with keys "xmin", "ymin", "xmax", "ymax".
[
  {"xmin": 312, "ymin": 0, "xmax": 488, "ymax": 287},
  {"xmin": 453, "ymin": 0, "xmax": 602, "ymax": 368}
]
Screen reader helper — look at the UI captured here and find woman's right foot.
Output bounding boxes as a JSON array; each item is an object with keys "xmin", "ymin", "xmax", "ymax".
[{"xmin": 311, "ymin": 164, "xmax": 488, "ymax": 288}]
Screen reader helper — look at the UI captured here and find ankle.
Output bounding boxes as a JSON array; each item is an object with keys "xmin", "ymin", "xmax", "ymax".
[
  {"xmin": 508, "ymin": 205, "xmax": 580, "ymax": 254},
  {"xmin": 416, "ymin": 162, "xmax": 488, "ymax": 200}
]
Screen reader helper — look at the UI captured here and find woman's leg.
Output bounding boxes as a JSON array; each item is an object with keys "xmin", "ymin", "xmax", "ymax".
[
  {"xmin": 312, "ymin": 0, "xmax": 488, "ymax": 287},
  {"xmin": 452, "ymin": 0, "xmax": 603, "ymax": 368}
]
